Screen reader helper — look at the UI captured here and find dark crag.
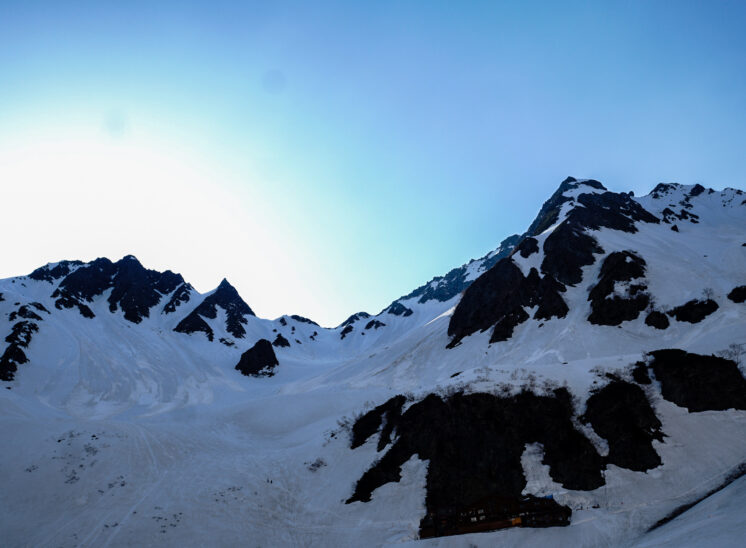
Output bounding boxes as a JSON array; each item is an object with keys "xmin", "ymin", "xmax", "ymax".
[
  {"xmin": 346, "ymin": 389, "xmax": 604, "ymax": 536},
  {"xmin": 582, "ymin": 381, "xmax": 663, "ymax": 471},
  {"xmin": 51, "ymin": 256, "xmax": 185, "ymax": 323},
  {"xmin": 447, "ymin": 261, "xmax": 568, "ymax": 346},
  {"xmin": 646, "ymin": 350, "xmax": 746, "ymax": 412},
  {"xmin": 175, "ymin": 278, "xmax": 255, "ymax": 341},
  {"xmin": 345, "ymin": 370, "xmax": 675, "ymax": 539},
  {"xmin": 234, "ymin": 339, "xmax": 279, "ymax": 377},
  {"xmin": 587, "ymin": 251, "xmax": 650, "ymax": 326}
]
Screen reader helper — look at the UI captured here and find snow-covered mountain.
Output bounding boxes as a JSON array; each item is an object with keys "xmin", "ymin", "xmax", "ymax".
[{"xmin": 1, "ymin": 177, "xmax": 745, "ymax": 547}]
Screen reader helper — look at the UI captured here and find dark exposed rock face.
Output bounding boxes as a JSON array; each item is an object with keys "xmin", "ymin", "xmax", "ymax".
[
  {"xmin": 0, "ymin": 344, "xmax": 29, "ymax": 380},
  {"xmin": 395, "ymin": 234, "xmax": 521, "ymax": 305},
  {"xmin": 51, "ymin": 258, "xmax": 115, "ymax": 318},
  {"xmin": 727, "ymin": 286, "xmax": 746, "ymax": 303},
  {"xmin": 489, "ymin": 307, "xmax": 529, "ymax": 343},
  {"xmin": 645, "ymin": 311, "xmax": 670, "ymax": 330},
  {"xmin": 162, "ymin": 283, "xmax": 193, "ymax": 314},
  {"xmin": 541, "ymin": 192, "xmax": 658, "ymax": 287},
  {"xmin": 175, "ymin": 279, "xmax": 254, "ymax": 340},
  {"xmin": 290, "ymin": 315, "xmax": 319, "ymax": 326},
  {"xmin": 6, "ymin": 322, "xmax": 40, "ymax": 351},
  {"xmin": 632, "ymin": 362, "xmax": 652, "ymax": 384},
  {"xmin": 344, "ymin": 368, "xmax": 703, "ymax": 537},
  {"xmin": 173, "ymin": 313, "xmax": 214, "ymax": 341},
  {"xmin": 587, "ymin": 251, "xmax": 649, "ymax": 326},
  {"xmin": 667, "ymin": 299, "xmax": 719, "ymax": 323},
  {"xmin": 1, "ymin": 301, "xmax": 54, "ymax": 380},
  {"xmin": 364, "ymin": 320, "xmax": 386, "ymax": 330},
  {"xmin": 386, "ymin": 302, "xmax": 414, "ymax": 317},
  {"xmin": 447, "ymin": 260, "xmax": 567, "ymax": 347},
  {"xmin": 689, "ymin": 184, "xmax": 705, "ymax": 197},
  {"xmin": 458, "ymin": 182, "xmax": 655, "ymax": 336},
  {"xmin": 51, "ymin": 256, "xmax": 185, "ymax": 323},
  {"xmin": 650, "ymin": 183, "xmax": 677, "ymax": 199},
  {"xmin": 516, "ymin": 237, "xmax": 539, "ymax": 258},
  {"xmin": 340, "ymin": 325, "xmax": 354, "ymax": 340},
  {"xmin": 659, "ymin": 208, "xmax": 676, "ymax": 223},
  {"xmin": 660, "ymin": 207, "xmax": 700, "ymax": 225},
  {"xmin": 106, "ymin": 256, "xmax": 183, "ymax": 323},
  {"xmin": 652, "ymin": 183, "xmax": 711, "ymax": 206},
  {"xmin": 526, "ymin": 177, "xmax": 606, "ymax": 237},
  {"xmin": 52, "ymin": 291, "xmax": 95, "ymax": 318},
  {"xmin": 541, "ymin": 224, "xmax": 603, "ymax": 287},
  {"xmin": 9, "ymin": 305, "xmax": 44, "ymax": 322},
  {"xmin": 0, "ymin": 321, "xmax": 40, "ymax": 381},
  {"xmin": 234, "ymin": 339, "xmax": 279, "ymax": 377},
  {"xmin": 28, "ymin": 260, "xmax": 83, "ymax": 282},
  {"xmin": 582, "ymin": 381, "xmax": 663, "ymax": 471},
  {"xmin": 402, "ymin": 179, "xmax": 658, "ymax": 348},
  {"xmin": 339, "ymin": 312, "xmax": 370, "ymax": 328},
  {"xmin": 646, "ymin": 350, "xmax": 746, "ymax": 412},
  {"xmin": 350, "ymin": 395, "xmax": 406, "ymax": 451},
  {"xmin": 347, "ymin": 389, "xmax": 604, "ymax": 534},
  {"xmin": 272, "ymin": 333, "xmax": 290, "ymax": 348}
]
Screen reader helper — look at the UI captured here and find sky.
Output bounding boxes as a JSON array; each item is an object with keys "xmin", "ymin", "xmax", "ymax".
[{"xmin": 1, "ymin": 1, "xmax": 745, "ymax": 327}]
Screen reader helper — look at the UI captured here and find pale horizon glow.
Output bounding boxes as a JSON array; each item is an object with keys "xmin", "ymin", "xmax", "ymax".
[
  {"xmin": 0, "ymin": 128, "xmax": 341, "ymax": 324},
  {"xmin": 2, "ymin": 1, "xmax": 746, "ymax": 326}
]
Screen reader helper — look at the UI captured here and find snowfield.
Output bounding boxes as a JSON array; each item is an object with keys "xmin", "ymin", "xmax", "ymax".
[{"xmin": 1, "ymin": 179, "xmax": 745, "ymax": 547}]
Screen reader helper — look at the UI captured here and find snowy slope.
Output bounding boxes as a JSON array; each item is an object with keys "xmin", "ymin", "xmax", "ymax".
[
  {"xmin": 1, "ymin": 177, "xmax": 745, "ymax": 547},
  {"xmin": 631, "ymin": 473, "xmax": 746, "ymax": 548}
]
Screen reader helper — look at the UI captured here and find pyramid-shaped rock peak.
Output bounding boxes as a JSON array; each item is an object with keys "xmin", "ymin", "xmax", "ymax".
[{"xmin": 174, "ymin": 278, "xmax": 254, "ymax": 341}]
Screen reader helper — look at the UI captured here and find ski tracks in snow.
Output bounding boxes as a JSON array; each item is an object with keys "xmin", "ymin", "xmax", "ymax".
[
  {"xmin": 36, "ymin": 424, "xmax": 167, "ymax": 548},
  {"xmin": 94, "ymin": 425, "xmax": 166, "ymax": 548}
]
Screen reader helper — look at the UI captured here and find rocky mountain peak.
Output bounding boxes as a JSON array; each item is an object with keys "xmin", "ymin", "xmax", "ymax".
[
  {"xmin": 45, "ymin": 255, "xmax": 186, "ymax": 323},
  {"xmin": 526, "ymin": 177, "xmax": 607, "ymax": 237},
  {"xmin": 27, "ymin": 260, "xmax": 84, "ymax": 282},
  {"xmin": 448, "ymin": 179, "xmax": 664, "ymax": 347},
  {"xmin": 210, "ymin": 279, "xmax": 254, "ymax": 317},
  {"xmin": 174, "ymin": 278, "xmax": 254, "ymax": 341},
  {"xmin": 216, "ymin": 278, "xmax": 233, "ymax": 290}
]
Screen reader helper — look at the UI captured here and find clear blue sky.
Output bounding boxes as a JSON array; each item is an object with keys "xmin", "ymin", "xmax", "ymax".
[{"xmin": 1, "ymin": 1, "xmax": 745, "ymax": 326}]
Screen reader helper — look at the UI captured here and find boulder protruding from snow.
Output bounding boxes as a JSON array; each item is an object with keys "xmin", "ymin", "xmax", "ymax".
[
  {"xmin": 235, "ymin": 339, "xmax": 279, "ymax": 377},
  {"xmin": 727, "ymin": 286, "xmax": 746, "ymax": 304},
  {"xmin": 645, "ymin": 310, "xmax": 670, "ymax": 330},
  {"xmin": 667, "ymin": 299, "xmax": 719, "ymax": 323}
]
